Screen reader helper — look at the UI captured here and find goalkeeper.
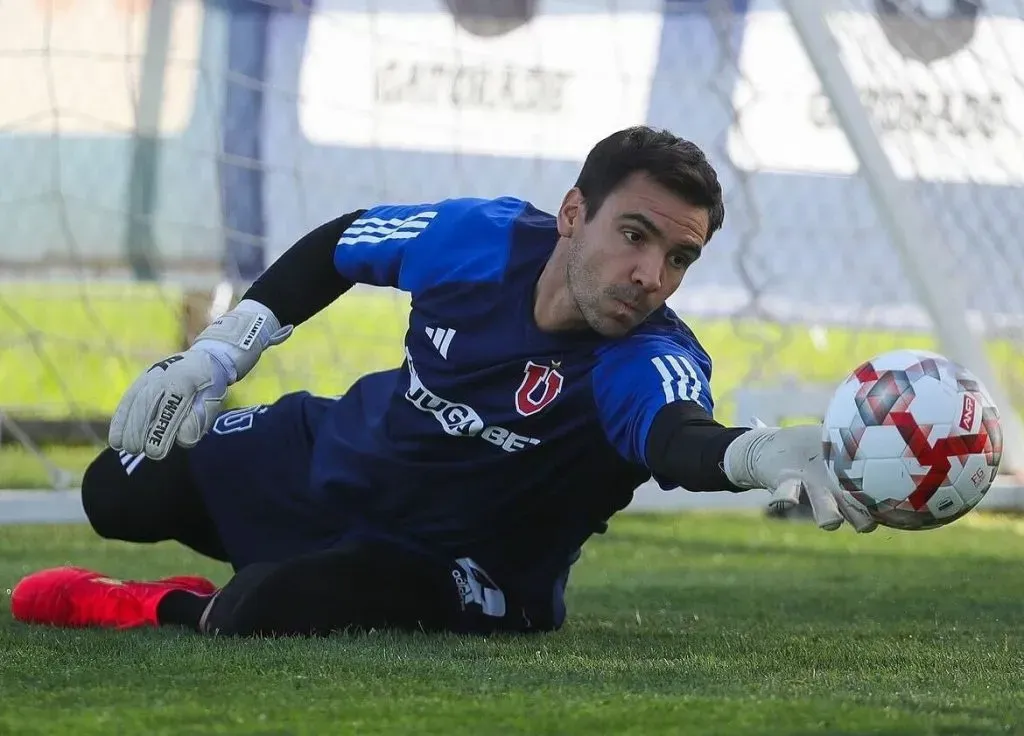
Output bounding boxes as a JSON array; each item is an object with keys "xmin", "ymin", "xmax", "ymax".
[{"xmin": 10, "ymin": 126, "xmax": 875, "ymax": 637}]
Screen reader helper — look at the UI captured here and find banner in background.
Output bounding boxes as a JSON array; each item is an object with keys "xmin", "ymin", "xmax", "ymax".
[
  {"xmin": 730, "ymin": 1, "xmax": 1024, "ymax": 185},
  {"xmin": 298, "ymin": 0, "xmax": 664, "ymax": 160}
]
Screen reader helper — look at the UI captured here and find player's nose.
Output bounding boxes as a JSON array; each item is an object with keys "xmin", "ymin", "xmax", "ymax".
[{"xmin": 631, "ymin": 254, "xmax": 663, "ymax": 293}]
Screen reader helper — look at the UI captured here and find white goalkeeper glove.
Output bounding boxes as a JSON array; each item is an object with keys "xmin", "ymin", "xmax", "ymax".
[
  {"xmin": 109, "ymin": 299, "xmax": 292, "ymax": 460},
  {"xmin": 723, "ymin": 422, "xmax": 878, "ymax": 533}
]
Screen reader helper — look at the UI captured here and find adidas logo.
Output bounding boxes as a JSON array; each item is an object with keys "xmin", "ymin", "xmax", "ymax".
[{"xmin": 424, "ymin": 326, "xmax": 456, "ymax": 359}]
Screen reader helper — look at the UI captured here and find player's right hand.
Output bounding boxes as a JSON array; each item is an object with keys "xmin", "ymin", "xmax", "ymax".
[
  {"xmin": 108, "ymin": 348, "xmax": 232, "ymax": 461},
  {"xmin": 723, "ymin": 422, "xmax": 878, "ymax": 533},
  {"xmin": 108, "ymin": 300, "xmax": 291, "ymax": 461}
]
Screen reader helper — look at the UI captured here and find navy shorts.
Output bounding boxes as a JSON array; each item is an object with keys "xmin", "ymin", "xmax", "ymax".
[
  {"xmin": 187, "ymin": 391, "xmax": 570, "ymax": 632},
  {"xmin": 187, "ymin": 391, "xmax": 339, "ymax": 570}
]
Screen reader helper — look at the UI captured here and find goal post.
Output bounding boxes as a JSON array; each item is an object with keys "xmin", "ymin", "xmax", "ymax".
[{"xmin": 781, "ymin": 0, "xmax": 1024, "ymax": 476}]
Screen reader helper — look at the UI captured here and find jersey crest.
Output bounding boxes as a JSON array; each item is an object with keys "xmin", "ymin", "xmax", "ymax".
[{"xmin": 515, "ymin": 361, "xmax": 565, "ymax": 417}]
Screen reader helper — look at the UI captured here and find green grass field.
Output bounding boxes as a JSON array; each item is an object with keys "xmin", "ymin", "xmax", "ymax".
[
  {"xmin": 2, "ymin": 512, "xmax": 1023, "ymax": 734},
  {"xmin": 2, "ymin": 283, "xmax": 1023, "ymax": 488}
]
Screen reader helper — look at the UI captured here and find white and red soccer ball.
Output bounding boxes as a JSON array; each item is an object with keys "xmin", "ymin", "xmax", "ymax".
[{"xmin": 822, "ymin": 349, "xmax": 1003, "ymax": 530}]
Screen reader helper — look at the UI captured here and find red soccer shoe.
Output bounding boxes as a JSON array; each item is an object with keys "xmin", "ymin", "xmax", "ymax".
[{"xmin": 10, "ymin": 566, "xmax": 217, "ymax": 630}]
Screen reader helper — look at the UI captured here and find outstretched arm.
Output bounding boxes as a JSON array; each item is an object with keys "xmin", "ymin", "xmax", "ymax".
[
  {"xmin": 645, "ymin": 403, "xmax": 877, "ymax": 533},
  {"xmin": 593, "ymin": 333, "xmax": 876, "ymax": 533}
]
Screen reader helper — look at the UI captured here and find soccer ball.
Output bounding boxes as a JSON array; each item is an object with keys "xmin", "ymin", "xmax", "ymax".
[{"xmin": 822, "ymin": 349, "xmax": 1003, "ymax": 530}]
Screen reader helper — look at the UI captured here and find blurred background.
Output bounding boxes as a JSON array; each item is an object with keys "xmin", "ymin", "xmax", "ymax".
[{"xmin": 1, "ymin": 0, "xmax": 1022, "ymax": 511}]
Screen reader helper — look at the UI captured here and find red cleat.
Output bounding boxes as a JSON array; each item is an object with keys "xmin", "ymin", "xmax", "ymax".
[{"xmin": 10, "ymin": 566, "xmax": 217, "ymax": 630}]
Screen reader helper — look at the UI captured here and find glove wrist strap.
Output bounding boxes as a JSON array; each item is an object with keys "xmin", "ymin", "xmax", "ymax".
[
  {"xmin": 722, "ymin": 427, "xmax": 777, "ymax": 490},
  {"xmin": 192, "ymin": 299, "xmax": 292, "ymax": 382}
]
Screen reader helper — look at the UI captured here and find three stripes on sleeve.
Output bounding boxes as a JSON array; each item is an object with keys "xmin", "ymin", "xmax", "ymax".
[
  {"xmin": 650, "ymin": 355, "xmax": 703, "ymax": 405},
  {"xmin": 338, "ymin": 211, "xmax": 438, "ymax": 246}
]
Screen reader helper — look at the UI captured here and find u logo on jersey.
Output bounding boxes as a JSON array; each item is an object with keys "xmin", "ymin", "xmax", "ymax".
[{"xmin": 515, "ymin": 361, "xmax": 564, "ymax": 417}]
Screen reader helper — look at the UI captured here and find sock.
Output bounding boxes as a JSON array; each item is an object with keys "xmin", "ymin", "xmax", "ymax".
[{"xmin": 156, "ymin": 590, "xmax": 213, "ymax": 631}]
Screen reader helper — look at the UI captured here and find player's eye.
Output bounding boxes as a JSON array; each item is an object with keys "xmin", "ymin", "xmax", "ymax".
[
  {"xmin": 668, "ymin": 253, "xmax": 689, "ymax": 270},
  {"xmin": 623, "ymin": 229, "xmax": 643, "ymax": 245}
]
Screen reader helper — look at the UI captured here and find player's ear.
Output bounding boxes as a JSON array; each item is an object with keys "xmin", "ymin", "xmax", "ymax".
[{"xmin": 557, "ymin": 188, "xmax": 584, "ymax": 238}]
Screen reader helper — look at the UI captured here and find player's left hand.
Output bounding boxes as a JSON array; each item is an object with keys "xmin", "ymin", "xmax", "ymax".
[{"xmin": 723, "ymin": 422, "xmax": 878, "ymax": 533}]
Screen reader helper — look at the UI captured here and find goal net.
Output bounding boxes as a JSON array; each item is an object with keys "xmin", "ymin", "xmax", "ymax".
[{"xmin": 1, "ymin": 0, "xmax": 1022, "ymax": 497}]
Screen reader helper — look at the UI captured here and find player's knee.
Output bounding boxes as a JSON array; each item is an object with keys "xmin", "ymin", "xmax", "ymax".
[
  {"xmin": 81, "ymin": 447, "xmax": 173, "ymax": 542},
  {"xmin": 80, "ymin": 448, "xmax": 131, "ymax": 540}
]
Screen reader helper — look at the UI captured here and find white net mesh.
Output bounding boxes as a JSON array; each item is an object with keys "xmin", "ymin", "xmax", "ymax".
[{"xmin": 1, "ymin": 0, "xmax": 1021, "ymax": 489}]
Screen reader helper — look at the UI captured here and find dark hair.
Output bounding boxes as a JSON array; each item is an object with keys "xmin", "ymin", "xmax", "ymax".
[{"xmin": 573, "ymin": 126, "xmax": 725, "ymax": 242}]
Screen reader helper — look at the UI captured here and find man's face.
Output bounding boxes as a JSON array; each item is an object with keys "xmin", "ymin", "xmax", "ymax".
[{"xmin": 558, "ymin": 172, "xmax": 710, "ymax": 337}]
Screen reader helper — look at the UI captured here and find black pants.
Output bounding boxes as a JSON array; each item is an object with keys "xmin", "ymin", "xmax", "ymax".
[
  {"xmin": 198, "ymin": 540, "xmax": 548, "ymax": 637},
  {"xmin": 80, "ymin": 446, "xmax": 229, "ymax": 561}
]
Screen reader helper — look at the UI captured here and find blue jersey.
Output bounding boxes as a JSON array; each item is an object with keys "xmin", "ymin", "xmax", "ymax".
[{"xmin": 307, "ymin": 197, "xmax": 715, "ymax": 580}]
